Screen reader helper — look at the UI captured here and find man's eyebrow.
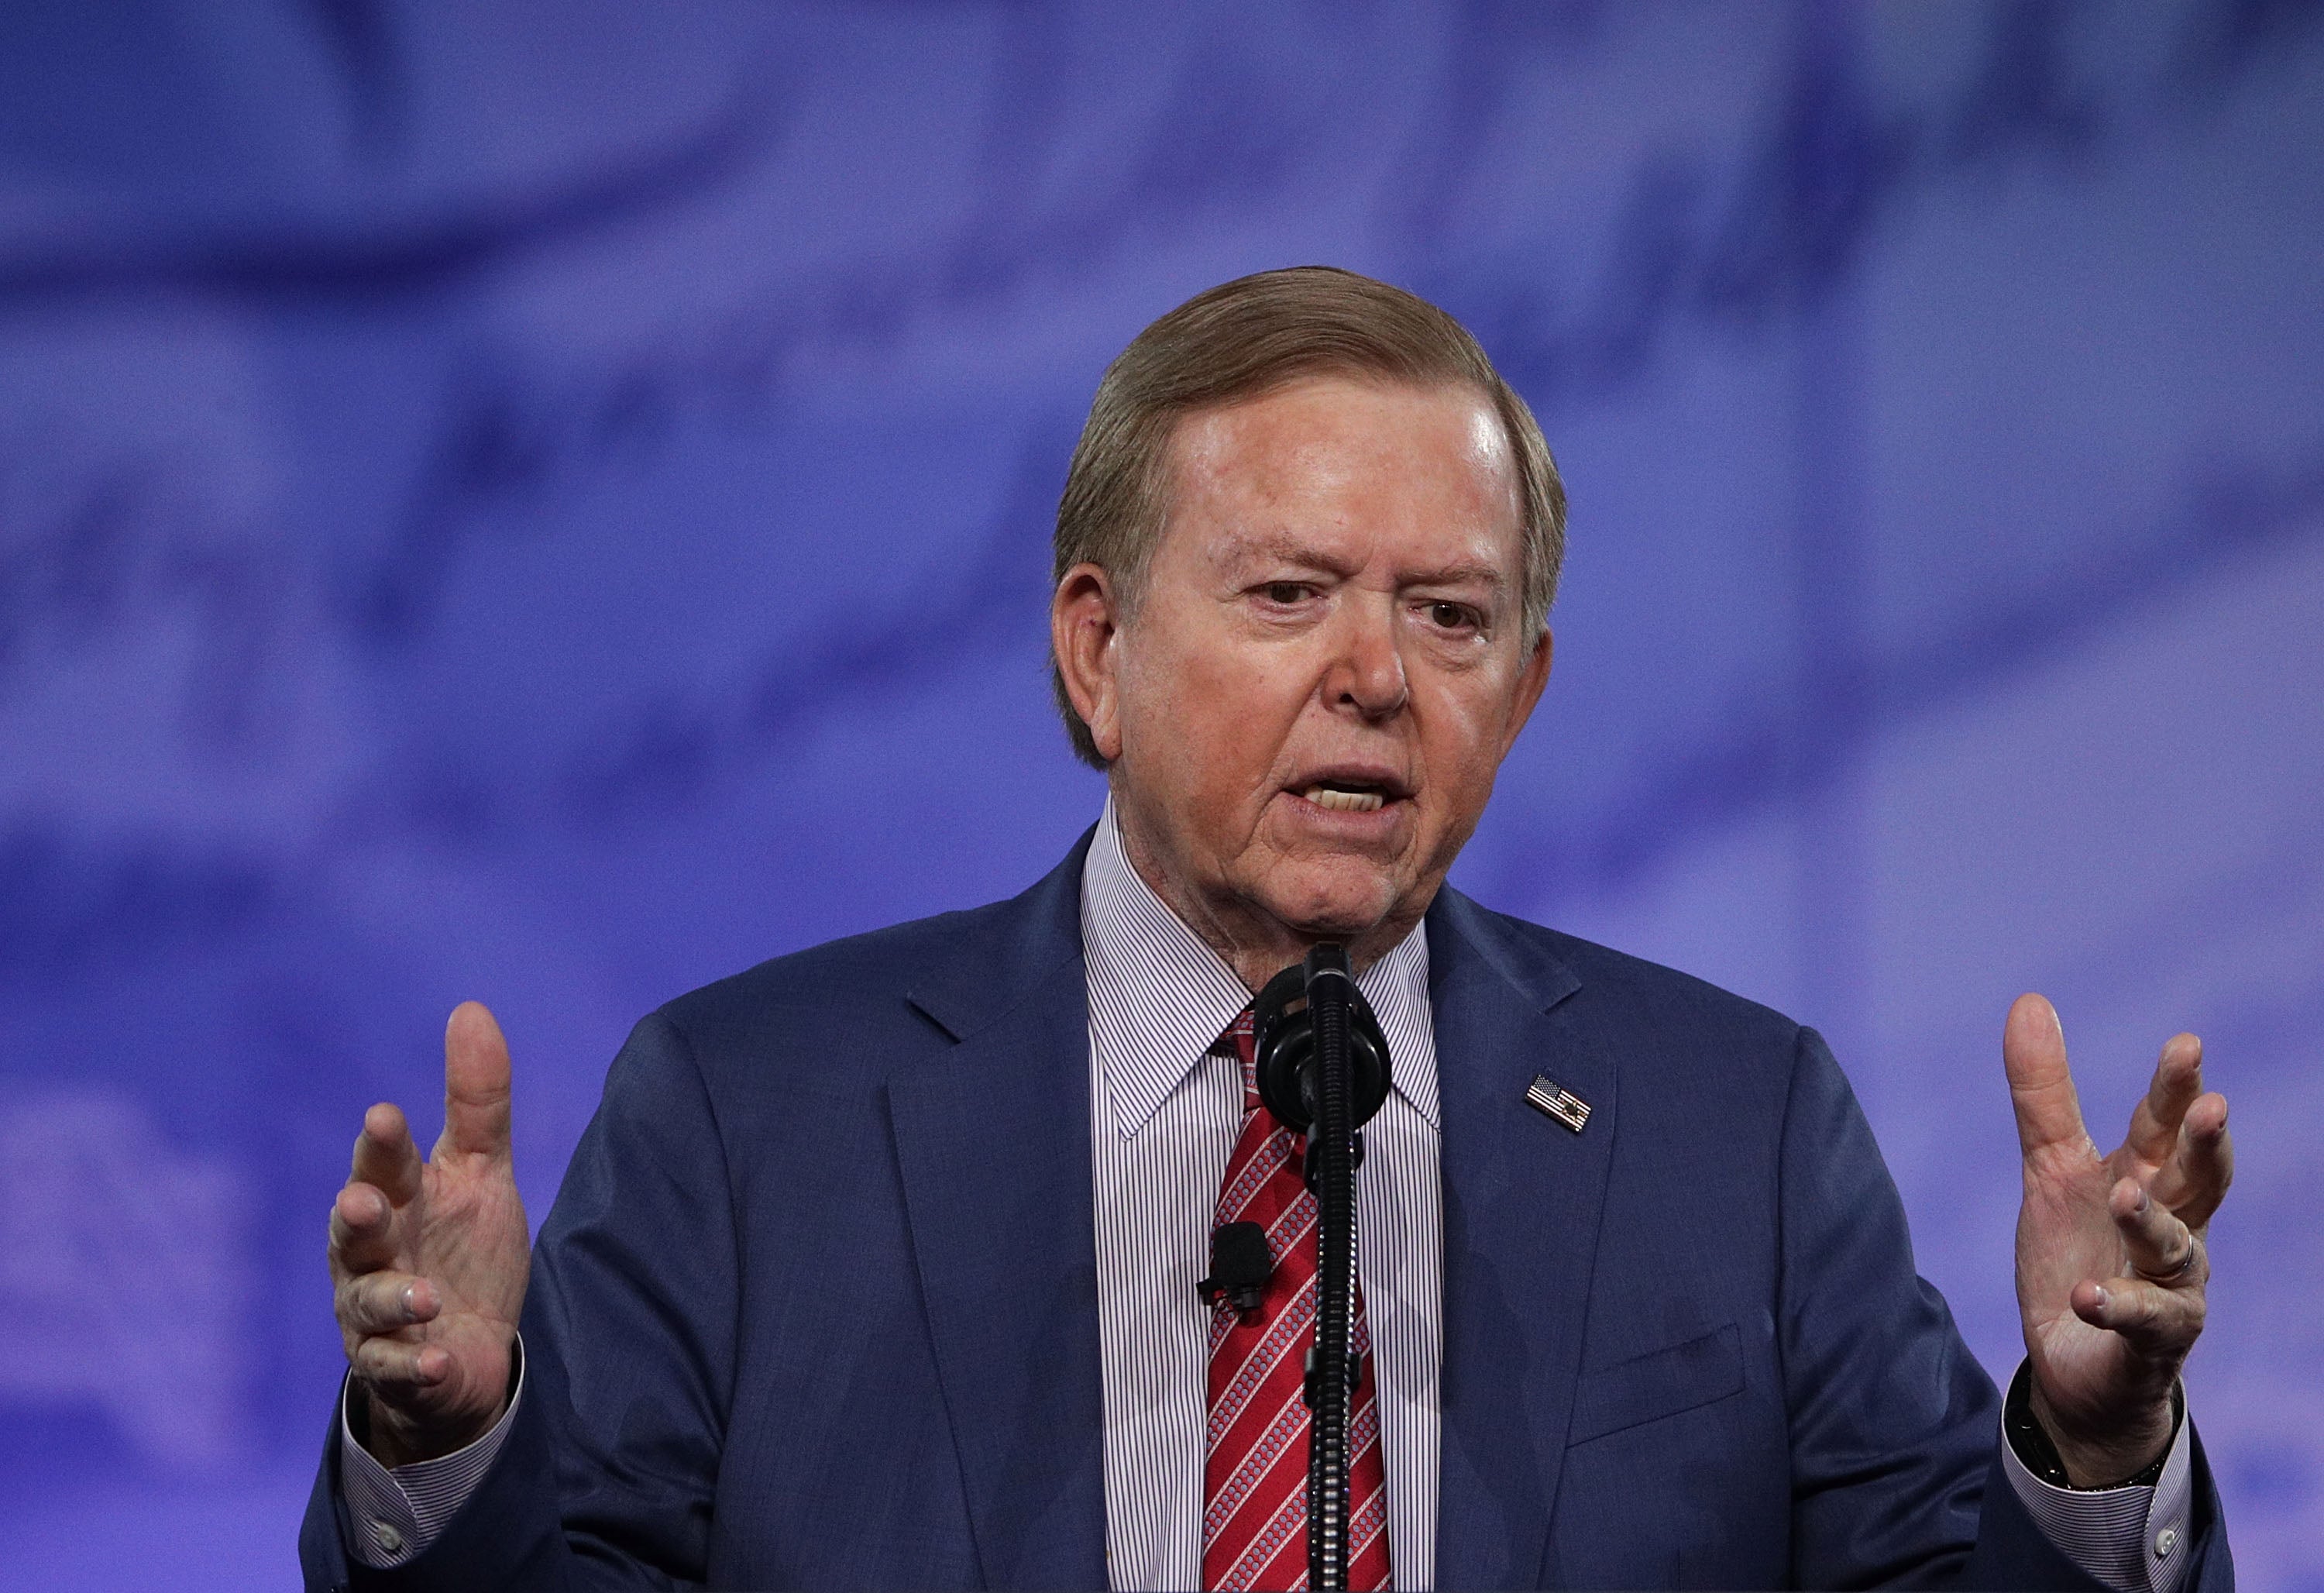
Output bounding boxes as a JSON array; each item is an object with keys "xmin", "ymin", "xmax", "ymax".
[
  {"xmin": 1404, "ymin": 562, "xmax": 1506, "ymax": 590},
  {"xmin": 1215, "ymin": 531, "xmax": 1355, "ymax": 574},
  {"xmin": 1228, "ymin": 529, "xmax": 1332, "ymax": 559}
]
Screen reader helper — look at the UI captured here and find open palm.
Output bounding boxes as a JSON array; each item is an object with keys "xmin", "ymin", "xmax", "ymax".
[
  {"xmin": 2006, "ymin": 994, "xmax": 2232, "ymax": 1484},
  {"xmin": 328, "ymin": 1002, "xmax": 531, "ymax": 1467}
]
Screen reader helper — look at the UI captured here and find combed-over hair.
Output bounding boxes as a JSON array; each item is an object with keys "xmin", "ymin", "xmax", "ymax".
[{"xmin": 1049, "ymin": 265, "xmax": 1566, "ymax": 767}]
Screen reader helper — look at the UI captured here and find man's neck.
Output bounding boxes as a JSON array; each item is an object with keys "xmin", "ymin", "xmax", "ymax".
[{"xmin": 1106, "ymin": 793, "xmax": 1422, "ymax": 995}]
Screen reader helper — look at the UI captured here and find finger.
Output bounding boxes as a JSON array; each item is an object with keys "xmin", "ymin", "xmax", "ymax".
[
  {"xmin": 2146, "ymin": 1082, "xmax": 2230, "ymax": 1218},
  {"xmin": 2071, "ymin": 1274, "xmax": 2205, "ymax": 1358},
  {"xmin": 2163, "ymin": 1091, "xmax": 2234, "ymax": 1229},
  {"xmin": 2109, "ymin": 1177, "xmax": 2205, "ymax": 1286},
  {"xmin": 329, "ymin": 1181, "xmax": 402, "ymax": 1275},
  {"xmin": 335, "ymin": 1271, "xmax": 441, "ymax": 1337},
  {"xmin": 351, "ymin": 1334, "xmax": 454, "ymax": 1392},
  {"xmin": 2123, "ymin": 1033, "xmax": 2204, "ymax": 1166},
  {"xmin": 441, "ymin": 1001, "xmax": 514, "ymax": 1161},
  {"xmin": 2003, "ymin": 994, "xmax": 2092, "ymax": 1160},
  {"xmin": 350, "ymin": 1100, "xmax": 424, "ymax": 1206}
]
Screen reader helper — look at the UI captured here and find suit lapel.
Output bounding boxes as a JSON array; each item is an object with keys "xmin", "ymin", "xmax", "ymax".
[
  {"xmin": 1428, "ymin": 889, "xmax": 1618, "ymax": 1591},
  {"xmin": 885, "ymin": 839, "xmax": 1109, "ymax": 1591}
]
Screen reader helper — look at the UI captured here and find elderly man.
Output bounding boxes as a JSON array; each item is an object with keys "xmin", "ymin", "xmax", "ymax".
[{"xmin": 304, "ymin": 269, "xmax": 2233, "ymax": 1591}]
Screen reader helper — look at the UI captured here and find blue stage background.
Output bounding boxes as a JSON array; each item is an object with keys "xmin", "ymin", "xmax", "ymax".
[{"xmin": 2, "ymin": 3, "xmax": 2319, "ymax": 1586}]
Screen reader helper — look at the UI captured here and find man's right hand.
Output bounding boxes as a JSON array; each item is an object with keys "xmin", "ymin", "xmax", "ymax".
[{"xmin": 328, "ymin": 1001, "xmax": 531, "ymax": 1467}]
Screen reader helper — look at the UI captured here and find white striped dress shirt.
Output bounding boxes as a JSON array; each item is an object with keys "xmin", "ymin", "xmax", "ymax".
[
  {"xmin": 2001, "ymin": 1385, "xmax": 2195, "ymax": 1593},
  {"xmin": 339, "ymin": 1347, "xmax": 521, "ymax": 1567},
  {"xmin": 1082, "ymin": 800, "xmax": 1442, "ymax": 1593}
]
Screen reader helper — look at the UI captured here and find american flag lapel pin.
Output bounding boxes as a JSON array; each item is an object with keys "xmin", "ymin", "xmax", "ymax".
[{"xmin": 1525, "ymin": 1074, "xmax": 1592, "ymax": 1134}]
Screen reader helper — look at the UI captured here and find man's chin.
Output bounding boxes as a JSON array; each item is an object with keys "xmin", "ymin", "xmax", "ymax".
[{"xmin": 1246, "ymin": 864, "xmax": 1413, "ymax": 950}]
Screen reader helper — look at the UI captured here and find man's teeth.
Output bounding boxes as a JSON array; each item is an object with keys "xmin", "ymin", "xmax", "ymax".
[{"xmin": 1304, "ymin": 786, "xmax": 1385, "ymax": 813}]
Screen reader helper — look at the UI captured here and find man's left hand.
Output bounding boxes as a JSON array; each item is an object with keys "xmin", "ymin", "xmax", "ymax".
[{"xmin": 2004, "ymin": 993, "xmax": 2233, "ymax": 1486}]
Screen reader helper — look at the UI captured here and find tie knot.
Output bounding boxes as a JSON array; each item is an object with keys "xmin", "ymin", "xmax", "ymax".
[{"xmin": 1212, "ymin": 1006, "xmax": 1260, "ymax": 1110}]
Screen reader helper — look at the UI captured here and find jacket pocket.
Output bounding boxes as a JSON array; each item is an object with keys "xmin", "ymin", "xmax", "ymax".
[{"xmin": 1567, "ymin": 1322, "xmax": 1744, "ymax": 1445}]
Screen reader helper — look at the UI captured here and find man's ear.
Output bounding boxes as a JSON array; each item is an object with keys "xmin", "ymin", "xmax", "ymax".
[
  {"xmin": 1498, "ymin": 627, "xmax": 1552, "ymax": 758},
  {"xmin": 1052, "ymin": 563, "xmax": 1126, "ymax": 762}
]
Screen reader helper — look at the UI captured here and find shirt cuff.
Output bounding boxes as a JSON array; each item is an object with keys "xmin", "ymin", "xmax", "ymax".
[
  {"xmin": 1999, "ymin": 1361, "xmax": 2196, "ymax": 1593},
  {"xmin": 338, "ymin": 1334, "xmax": 525, "ymax": 1569}
]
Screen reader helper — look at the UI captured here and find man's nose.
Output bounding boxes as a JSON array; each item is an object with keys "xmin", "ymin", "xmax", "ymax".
[{"xmin": 1327, "ymin": 600, "xmax": 1408, "ymax": 719}]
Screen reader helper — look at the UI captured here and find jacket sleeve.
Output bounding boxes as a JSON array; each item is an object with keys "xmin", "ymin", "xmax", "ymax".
[
  {"xmin": 1777, "ymin": 1027, "xmax": 2231, "ymax": 1590},
  {"xmin": 300, "ymin": 1011, "xmax": 740, "ymax": 1592}
]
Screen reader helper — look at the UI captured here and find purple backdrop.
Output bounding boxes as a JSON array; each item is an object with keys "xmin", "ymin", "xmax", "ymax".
[{"xmin": 2, "ymin": 3, "xmax": 2319, "ymax": 1586}]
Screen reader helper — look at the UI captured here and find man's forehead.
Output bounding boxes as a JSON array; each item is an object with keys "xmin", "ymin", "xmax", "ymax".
[
  {"xmin": 1171, "ymin": 373, "xmax": 1509, "ymax": 470},
  {"xmin": 1171, "ymin": 370, "xmax": 1515, "ymax": 493},
  {"xmin": 1162, "ymin": 377, "xmax": 1518, "ymax": 541}
]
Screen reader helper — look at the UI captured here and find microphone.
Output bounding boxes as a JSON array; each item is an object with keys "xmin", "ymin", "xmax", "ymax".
[
  {"xmin": 1198, "ymin": 1220, "xmax": 1273, "ymax": 1320},
  {"xmin": 1250, "ymin": 951, "xmax": 1393, "ymax": 1144}
]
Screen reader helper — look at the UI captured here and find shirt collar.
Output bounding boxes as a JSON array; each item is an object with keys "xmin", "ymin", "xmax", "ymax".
[{"xmin": 1080, "ymin": 797, "xmax": 1441, "ymax": 1138}]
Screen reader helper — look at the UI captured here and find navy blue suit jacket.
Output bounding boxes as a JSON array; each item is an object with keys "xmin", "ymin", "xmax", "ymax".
[{"xmin": 302, "ymin": 833, "xmax": 2229, "ymax": 1589}]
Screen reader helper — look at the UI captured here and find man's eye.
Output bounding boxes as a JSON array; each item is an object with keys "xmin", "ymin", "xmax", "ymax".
[
  {"xmin": 1264, "ymin": 582, "xmax": 1308, "ymax": 605},
  {"xmin": 1428, "ymin": 601, "xmax": 1477, "ymax": 630}
]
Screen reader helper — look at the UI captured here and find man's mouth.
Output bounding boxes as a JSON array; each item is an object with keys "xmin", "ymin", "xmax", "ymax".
[{"xmin": 1297, "ymin": 781, "xmax": 1394, "ymax": 814}]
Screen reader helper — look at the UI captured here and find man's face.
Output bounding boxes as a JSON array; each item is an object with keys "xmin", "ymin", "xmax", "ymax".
[{"xmin": 1054, "ymin": 374, "xmax": 1551, "ymax": 985}]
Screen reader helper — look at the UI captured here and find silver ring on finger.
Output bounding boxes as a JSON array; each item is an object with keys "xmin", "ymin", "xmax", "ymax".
[{"xmin": 2140, "ymin": 1242, "xmax": 2202, "ymax": 1285}]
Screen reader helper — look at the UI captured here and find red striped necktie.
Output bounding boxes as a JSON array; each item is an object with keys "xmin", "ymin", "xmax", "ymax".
[{"xmin": 1203, "ymin": 1008, "xmax": 1392, "ymax": 1591}]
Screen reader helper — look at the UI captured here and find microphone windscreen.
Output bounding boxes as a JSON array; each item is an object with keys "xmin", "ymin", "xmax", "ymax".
[{"xmin": 1210, "ymin": 1220, "xmax": 1273, "ymax": 1289}]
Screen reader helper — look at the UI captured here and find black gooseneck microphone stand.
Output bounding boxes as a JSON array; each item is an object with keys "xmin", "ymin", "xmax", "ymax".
[
  {"xmin": 1304, "ymin": 946, "xmax": 1359, "ymax": 1592},
  {"xmin": 1253, "ymin": 943, "xmax": 1391, "ymax": 1593}
]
